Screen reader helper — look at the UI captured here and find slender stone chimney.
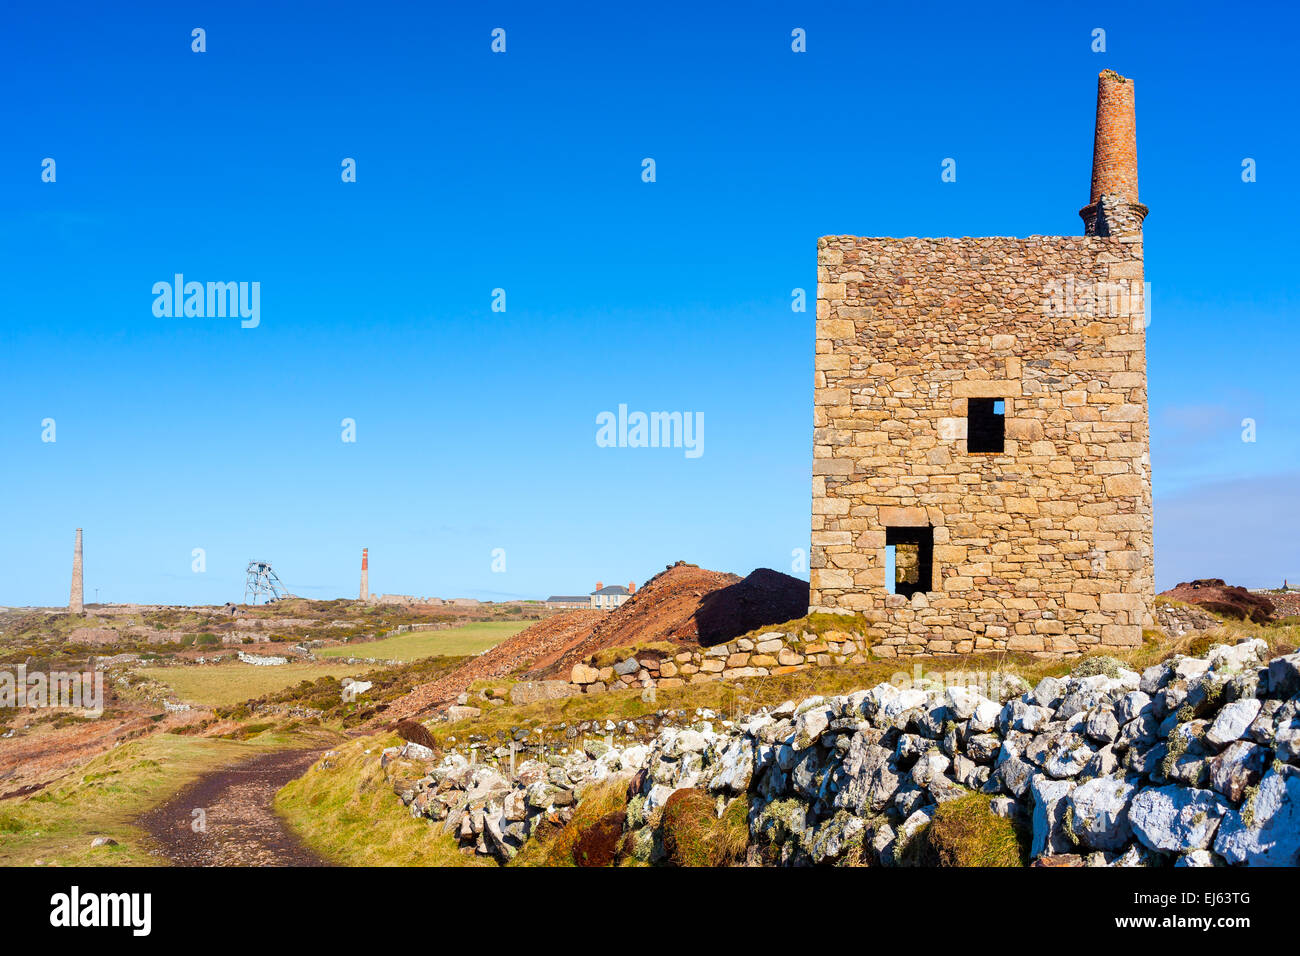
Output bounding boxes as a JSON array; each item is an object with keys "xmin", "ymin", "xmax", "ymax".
[
  {"xmin": 1080, "ymin": 70, "xmax": 1147, "ymax": 238},
  {"xmin": 69, "ymin": 528, "xmax": 84, "ymax": 613},
  {"xmin": 360, "ymin": 548, "xmax": 369, "ymax": 602}
]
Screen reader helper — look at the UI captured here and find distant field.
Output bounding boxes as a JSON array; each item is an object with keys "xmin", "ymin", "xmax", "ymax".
[
  {"xmin": 314, "ymin": 620, "xmax": 531, "ymax": 662},
  {"xmin": 135, "ymin": 662, "xmax": 375, "ymax": 708}
]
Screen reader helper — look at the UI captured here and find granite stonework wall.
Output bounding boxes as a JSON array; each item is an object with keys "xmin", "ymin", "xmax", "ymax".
[
  {"xmin": 810, "ymin": 234, "xmax": 1153, "ymax": 656},
  {"xmin": 568, "ymin": 629, "xmax": 872, "ymax": 694}
]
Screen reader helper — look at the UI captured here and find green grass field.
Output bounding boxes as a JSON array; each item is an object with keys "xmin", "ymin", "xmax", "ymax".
[
  {"xmin": 313, "ymin": 620, "xmax": 531, "ymax": 662},
  {"xmin": 134, "ymin": 662, "xmax": 377, "ymax": 708}
]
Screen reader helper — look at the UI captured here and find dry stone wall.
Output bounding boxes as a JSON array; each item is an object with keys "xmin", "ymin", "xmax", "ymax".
[
  {"xmin": 394, "ymin": 637, "xmax": 1300, "ymax": 866},
  {"xmin": 566, "ymin": 629, "xmax": 871, "ymax": 695},
  {"xmin": 811, "ymin": 234, "xmax": 1153, "ymax": 656}
]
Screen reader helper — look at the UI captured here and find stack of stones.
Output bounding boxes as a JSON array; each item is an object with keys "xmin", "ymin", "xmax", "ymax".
[
  {"xmin": 567, "ymin": 629, "xmax": 871, "ymax": 695},
  {"xmin": 1154, "ymin": 601, "xmax": 1223, "ymax": 639},
  {"xmin": 385, "ymin": 737, "xmax": 653, "ymax": 861},
  {"xmin": 392, "ymin": 636, "xmax": 1300, "ymax": 865}
]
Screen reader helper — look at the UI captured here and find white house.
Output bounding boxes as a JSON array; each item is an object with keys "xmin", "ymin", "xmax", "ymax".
[{"xmin": 590, "ymin": 582, "xmax": 635, "ymax": 610}]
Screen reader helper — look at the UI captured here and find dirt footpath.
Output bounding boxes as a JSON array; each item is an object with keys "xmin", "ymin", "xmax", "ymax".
[{"xmin": 138, "ymin": 748, "xmax": 329, "ymax": 867}]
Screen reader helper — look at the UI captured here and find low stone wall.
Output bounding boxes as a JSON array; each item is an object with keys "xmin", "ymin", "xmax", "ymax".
[
  {"xmin": 237, "ymin": 651, "xmax": 287, "ymax": 666},
  {"xmin": 562, "ymin": 606, "xmax": 1232, "ymax": 699},
  {"xmin": 567, "ymin": 629, "xmax": 871, "ymax": 695}
]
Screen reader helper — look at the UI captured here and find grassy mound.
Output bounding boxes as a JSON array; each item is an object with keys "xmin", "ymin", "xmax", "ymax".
[
  {"xmin": 920, "ymin": 793, "xmax": 1027, "ymax": 867},
  {"xmin": 660, "ymin": 789, "xmax": 749, "ymax": 867},
  {"xmin": 508, "ymin": 777, "xmax": 632, "ymax": 867},
  {"xmin": 572, "ymin": 810, "xmax": 628, "ymax": 866},
  {"xmin": 274, "ymin": 736, "xmax": 490, "ymax": 866}
]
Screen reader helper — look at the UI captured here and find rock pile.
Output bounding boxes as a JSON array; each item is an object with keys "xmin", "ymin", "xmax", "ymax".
[
  {"xmin": 391, "ymin": 637, "xmax": 1300, "ymax": 866},
  {"xmin": 384, "ymin": 737, "xmax": 651, "ymax": 861},
  {"xmin": 1154, "ymin": 601, "xmax": 1222, "ymax": 639}
]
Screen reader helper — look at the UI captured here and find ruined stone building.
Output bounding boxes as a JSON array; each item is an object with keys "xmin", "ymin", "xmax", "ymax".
[{"xmin": 809, "ymin": 70, "xmax": 1153, "ymax": 656}]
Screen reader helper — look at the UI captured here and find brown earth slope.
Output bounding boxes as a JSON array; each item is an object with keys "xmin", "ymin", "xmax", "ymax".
[
  {"xmin": 536, "ymin": 564, "xmax": 809, "ymax": 677},
  {"xmin": 379, "ymin": 562, "xmax": 808, "ymax": 724},
  {"xmin": 535, "ymin": 563, "xmax": 741, "ymax": 680},
  {"xmin": 379, "ymin": 611, "xmax": 602, "ymax": 722},
  {"xmin": 1159, "ymin": 579, "xmax": 1275, "ymax": 623}
]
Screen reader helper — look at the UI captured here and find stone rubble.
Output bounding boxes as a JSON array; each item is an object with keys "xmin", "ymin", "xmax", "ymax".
[{"xmin": 386, "ymin": 637, "xmax": 1300, "ymax": 866}]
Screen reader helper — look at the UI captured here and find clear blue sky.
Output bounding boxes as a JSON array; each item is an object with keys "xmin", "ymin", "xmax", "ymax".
[{"xmin": 2, "ymin": 1, "xmax": 1296, "ymax": 606}]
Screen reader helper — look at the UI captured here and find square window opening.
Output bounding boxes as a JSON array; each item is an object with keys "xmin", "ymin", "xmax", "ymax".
[
  {"xmin": 967, "ymin": 397, "xmax": 1005, "ymax": 453},
  {"xmin": 886, "ymin": 526, "xmax": 934, "ymax": 598}
]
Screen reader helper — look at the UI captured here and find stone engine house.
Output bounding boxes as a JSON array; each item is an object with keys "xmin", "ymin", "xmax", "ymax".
[{"xmin": 810, "ymin": 71, "xmax": 1154, "ymax": 656}]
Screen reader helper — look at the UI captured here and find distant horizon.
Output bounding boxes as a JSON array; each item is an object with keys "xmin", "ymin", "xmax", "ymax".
[{"xmin": 6, "ymin": 543, "xmax": 1297, "ymax": 612}]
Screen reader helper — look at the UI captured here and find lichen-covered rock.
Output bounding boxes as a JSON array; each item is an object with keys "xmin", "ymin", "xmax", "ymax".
[
  {"xmin": 1082, "ymin": 744, "xmax": 1119, "ymax": 778},
  {"xmin": 1275, "ymin": 715, "xmax": 1300, "ymax": 764},
  {"xmin": 1208, "ymin": 639, "xmax": 1268, "ymax": 673},
  {"xmin": 1041, "ymin": 732, "xmax": 1096, "ymax": 779},
  {"xmin": 997, "ymin": 754, "xmax": 1035, "ymax": 799},
  {"xmin": 1116, "ymin": 690, "xmax": 1153, "ymax": 724},
  {"xmin": 809, "ymin": 811, "xmax": 865, "ymax": 864},
  {"xmin": 1206, "ymin": 698, "xmax": 1262, "ymax": 747},
  {"xmin": 909, "ymin": 751, "xmax": 951, "ymax": 788},
  {"xmin": 1000, "ymin": 700, "xmax": 1055, "ymax": 734},
  {"xmin": 952, "ymin": 754, "xmax": 989, "ymax": 790},
  {"xmin": 1084, "ymin": 706, "xmax": 1120, "ymax": 744},
  {"xmin": 966, "ymin": 733, "xmax": 1002, "ymax": 764},
  {"xmin": 1067, "ymin": 775, "xmax": 1135, "ymax": 851},
  {"xmin": 1208, "ymin": 740, "xmax": 1268, "ymax": 803},
  {"xmin": 792, "ymin": 705, "xmax": 834, "ymax": 750},
  {"xmin": 706, "ymin": 739, "xmax": 753, "ymax": 794},
  {"xmin": 1267, "ymin": 653, "xmax": 1300, "ymax": 698},
  {"xmin": 1213, "ymin": 768, "xmax": 1300, "ymax": 866},
  {"xmin": 1129, "ymin": 785, "xmax": 1229, "ymax": 854},
  {"xmin": 1029, "ymin": 774, "xmax": 1077, "ymax": 858},
  {"xmin": 832, "ymin": 734, "xmax": 899, "ymax": 814}
]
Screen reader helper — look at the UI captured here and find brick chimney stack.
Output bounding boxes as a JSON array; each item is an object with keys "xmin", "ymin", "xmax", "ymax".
[
  {"xmin": 1080, "ymin": 70, "xmax": 1147, "ymax": 238},
  {"xmin": 628, "ymin": 581, "xmax": 635, "ymax": 593},
  {"xmin": 360, "ymin": 548, "xmax": 369, "ymax": 602},
  {"xmin": 69, "ymin": 528, "xmax": 84, "ymax": 614}
]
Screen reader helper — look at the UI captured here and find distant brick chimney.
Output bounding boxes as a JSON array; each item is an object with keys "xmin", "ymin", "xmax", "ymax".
[
  {"xmin": 595, "ymin": 581, "xmax": 603, "ymax": 591},
  {"xmin": 360, "ymin": 548, "xmax": 369, "ymax": 602},
  {"xmin": 628, "ymin": 581, "xmax": 635, "ymax": 593},
  {"xmin": 1080, "ymin": 70, "xmax": 1147, "ymax": 237},
  {"xmin": 69, "ymin": 528, "xmax": 84, "ymax": 614}
]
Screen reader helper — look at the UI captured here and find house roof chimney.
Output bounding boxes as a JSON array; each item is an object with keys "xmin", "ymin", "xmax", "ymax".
[
  {"xmin": 628, "ymin": 581, "xmax": 635, "ymax": 593},
  {"xmin": 1081, "ymin": 70, "xmax": 1147, "ymax": 237},
  {"xmin": 596, "ymin": 581, "xmax": 603, "ymax": 591}
]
